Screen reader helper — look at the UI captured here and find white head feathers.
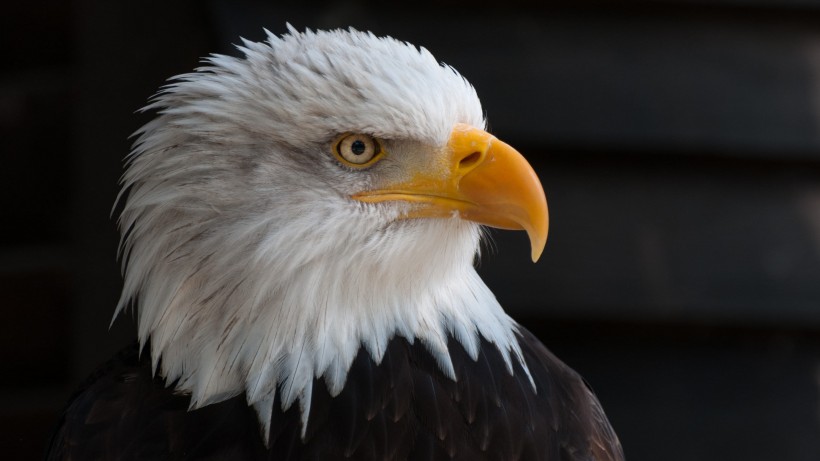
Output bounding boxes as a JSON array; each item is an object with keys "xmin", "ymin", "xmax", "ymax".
[{"xmin": 116, "ymin": 27, "xmax": 531, "ymax": 439}]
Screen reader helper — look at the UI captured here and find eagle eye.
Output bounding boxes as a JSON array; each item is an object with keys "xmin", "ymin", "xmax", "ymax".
[{"xmin": 333, "ymin": 133, "xmax": 383, "ymax": 168}]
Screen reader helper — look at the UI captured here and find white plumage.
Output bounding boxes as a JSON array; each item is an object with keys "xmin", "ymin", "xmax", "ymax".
[{"xmin": 116, "ymin": 26, "xmax": 531, "ymax": 439}]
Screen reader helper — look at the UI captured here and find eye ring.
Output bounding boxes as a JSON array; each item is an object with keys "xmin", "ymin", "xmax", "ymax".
[{"xmin": 333, "ymin": 133, "xmax": 384, "ymax": 168}]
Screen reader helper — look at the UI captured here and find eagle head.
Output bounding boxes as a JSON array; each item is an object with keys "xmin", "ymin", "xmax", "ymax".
[{"xmin": 116, "ymin": 26, "xmax": 548, "ymax": 435}]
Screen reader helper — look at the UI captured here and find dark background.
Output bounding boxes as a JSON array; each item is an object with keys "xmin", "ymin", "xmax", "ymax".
[{"xmin": 3, "ymin": 0, "xmax": 820, "ymax": 459}]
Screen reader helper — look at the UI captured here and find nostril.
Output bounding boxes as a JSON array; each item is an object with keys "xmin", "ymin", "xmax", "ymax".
[{"xmin": 459, "ymin": 151, "xmax": 482, "ymax": 171}]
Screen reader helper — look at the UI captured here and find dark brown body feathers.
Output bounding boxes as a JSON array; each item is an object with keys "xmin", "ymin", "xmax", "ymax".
[{"xmin": 47, "ymin": 329, "xmax": 623, "ymax": 461}]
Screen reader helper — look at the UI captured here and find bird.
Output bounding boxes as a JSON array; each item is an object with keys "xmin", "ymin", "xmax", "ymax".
[{"xmin": 47, "ymin": 26, "xmax": 624, "ymax": 460}]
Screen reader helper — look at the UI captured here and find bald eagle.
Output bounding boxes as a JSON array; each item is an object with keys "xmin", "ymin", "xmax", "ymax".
[{"xmin": 47, "ymin": 27, "xmax": 624, "ymax": 460}]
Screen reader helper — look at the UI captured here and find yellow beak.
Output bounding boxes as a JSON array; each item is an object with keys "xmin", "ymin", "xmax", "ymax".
[{"xmin": 353, "ymin": 123, "xmax": 549, "ymax": 261}]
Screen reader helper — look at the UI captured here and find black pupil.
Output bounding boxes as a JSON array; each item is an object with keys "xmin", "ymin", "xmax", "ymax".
[{"xmin": 351, "ymin": 140, "xmax": 367, "ymax": 156}]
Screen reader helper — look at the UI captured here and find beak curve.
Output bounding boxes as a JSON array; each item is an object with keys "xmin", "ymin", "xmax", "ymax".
[{"xmin": 353, "ymin": 123, "xmax": 549, "ymax": 262}]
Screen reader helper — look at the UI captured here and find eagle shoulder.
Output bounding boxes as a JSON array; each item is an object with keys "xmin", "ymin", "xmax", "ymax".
[
  {"xmin": 45, "ymin": 343, "xmax": 265, "ymax": 460},
  {"xmin": 516, "ymin": 328, "xmax": 625, "ymax": 461},
  {"xmin": 289, "ymin": 331, "xmax": 624, "ymax": 461}
]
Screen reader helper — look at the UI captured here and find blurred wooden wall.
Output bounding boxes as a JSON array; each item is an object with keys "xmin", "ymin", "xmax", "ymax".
[{"xmin": 2, "ymin": 1, "xmax": 819, "ymax": 460}]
